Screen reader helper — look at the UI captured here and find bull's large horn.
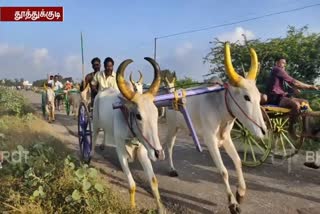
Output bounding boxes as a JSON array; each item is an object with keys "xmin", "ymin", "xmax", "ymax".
[
  {"xmin": 246, "ymin": 47, "xmax": 259, "ymax": 80},
  {"xmin": 116, "ymin": 59, "xmax": 136, "ymax": 100},
  {"xmin": 144, "ymin": 57, "xmax": 161, "ymax": 96},
  {"xmin": 137, "ymin": 70, "xmax": 143, "ymax": 84},
  {"xmin": 129, "ymin": 72, "xmax": 135, "ymax": 85},
  {"xmin": 224, "ymin": 42, "xmax": 241, "ymax": 86}
]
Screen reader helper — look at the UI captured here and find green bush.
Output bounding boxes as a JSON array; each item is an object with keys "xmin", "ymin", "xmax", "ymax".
[
  {"xmin": 0, "ymin": 143, "xmax": 137, "ymax": 214},
  {"xmin": 0, "ymin": 87, "xmax": 31, "ymax": 116},
  {"xmin": 0, "ymin": 95, "xmax": 145, "ymax": 213}
]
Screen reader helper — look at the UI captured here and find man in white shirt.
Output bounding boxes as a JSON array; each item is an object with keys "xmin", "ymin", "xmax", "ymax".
[
  {"xmin": 91, "ymin": 57, "xmax": 118, "ymax": 92},
  {"xmin": 52, "ymin": 75, "xmax": 63, "ymax": 111},
  {"xmin": 53, "ymin": 75, "xmax": 63, "ymax": 91},
  {"xmin": 47, "ymin": 75, "xmax": 54, "ymax": 87},
  {"xmin": 91, "ymin": 57, "xmax": 119, "ymax": 150}
]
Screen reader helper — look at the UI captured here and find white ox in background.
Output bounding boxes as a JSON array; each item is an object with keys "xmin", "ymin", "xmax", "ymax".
[
  {"xmin": 92, "ymin": 57, "xmax": 165, "ymax": 213},
  {"xmin": 164, "ymin": 43, "xmax": 267, "ymax": 214},
  {"xmin": 158, "ymin": 75, "xmax": 176, "ymax": 119},
  {"xmin": 129, "ymin": 70, "xmax": 144, "ymax": 94}
]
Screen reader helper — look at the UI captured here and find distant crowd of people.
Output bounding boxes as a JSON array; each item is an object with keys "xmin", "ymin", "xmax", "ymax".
[{"xmin": 47, "ymin": 74, "xmax": 75, "ymax": 91}]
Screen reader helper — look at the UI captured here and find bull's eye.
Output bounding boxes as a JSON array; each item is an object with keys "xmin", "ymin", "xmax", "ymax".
[
  {"xmin": 136, "ymin": 114, "xmax": 142, "ymax": 120},
  {"xmin": 244, "ymin": 95, "xmax": 251, "ymax": 102}
]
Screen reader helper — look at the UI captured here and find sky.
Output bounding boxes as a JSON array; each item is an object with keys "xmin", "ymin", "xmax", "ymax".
[{"xmin": 0, "ymin": 0, "xmax": 320, "ymax": 83}]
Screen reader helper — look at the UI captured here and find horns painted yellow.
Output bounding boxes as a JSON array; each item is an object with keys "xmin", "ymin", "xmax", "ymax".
[
  {"xmin": 246, "ymin": 47, "xmax": 259, "ymax": 80},
  {"xmin": 224, "ymin": 42, "xmax": 259, "ymax": 86},
  {"xmin": 116, "ymin": 59, "xmax": 136, "ymax": 101},
  {"xmin": 116, "ymin": 57, "xmax": 161, "ymax": 101}
]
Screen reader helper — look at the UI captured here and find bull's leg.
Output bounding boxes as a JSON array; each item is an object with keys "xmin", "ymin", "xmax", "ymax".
[
  {"xmin": 117, "ymin": 149, "xmax": 137, "ymax": 209},
  {"xmin": 203, "ymin": 131, "xmax": 240, "ymax": 214},
  {"xmin": 91, "ymin": 125, "xmax": 99, "ymax": 158},
  {"xmin": 137, "ymin": 146, "xmax": 165, "ymax": 214},
  {"xmin": 52, "ymin": 104, "xmax": 55, "ymax": 121},
  {"xmin": 223, "ymin": 135, "xmax": 246, "ymax": 204},
  {"xmin": 45, "ymin": 105, "xmax": 50, "ymax": 122},
  {"xmin": 165, "ymin": 127, "xmax": 179, "ymax": 177}
]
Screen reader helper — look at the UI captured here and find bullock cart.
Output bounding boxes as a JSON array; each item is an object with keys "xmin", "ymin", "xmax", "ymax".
[
  {"xmin": 78, "ymin": 83, "xmax": 227, "ymax": 163},
  {"xmin": 232, "ymin": 94, "xmax": 320, "ymax": 167},
  {"xmin": 41, "ymin": 87, "xmax": 79, "ymax": 117},
  {"xmin": 80, "ymin": 82, "xmax": 320, "ymax": 167}
]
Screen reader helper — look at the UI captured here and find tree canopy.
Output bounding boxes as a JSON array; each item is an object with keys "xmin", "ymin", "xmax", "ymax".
[{"xmin": 204, "ymin": 26, "xmax": 320, "ymax": 92}]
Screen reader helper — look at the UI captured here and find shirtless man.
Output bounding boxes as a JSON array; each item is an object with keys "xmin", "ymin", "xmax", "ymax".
[{"xmin": 80, "ymin": 57, "xmax": 101, "ymax": 108}]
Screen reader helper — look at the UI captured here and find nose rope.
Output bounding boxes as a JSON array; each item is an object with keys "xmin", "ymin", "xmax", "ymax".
[
  {"xmin": 120, "ymin": 106, "xmax": 158, "ymax": 151},
  {"xmin": 224, "ymin": 83, "xmax": 265, "ymax": 131},
  {"xmin": 134, "ymin": 116, "xmax": 159, "ymax": 151}
]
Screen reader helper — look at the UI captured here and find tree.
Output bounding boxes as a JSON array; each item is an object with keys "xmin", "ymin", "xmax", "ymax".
[
  {"xmin": 175, "ymin": 77, "xmax": 199, "ymax": 89},
  {"xmin": 33, "ymin": 79, "xmax": 47, "ymax": 87},
  {"xmin": 204, "ymin": 26, "xmax": 320, "ymax": 92}
]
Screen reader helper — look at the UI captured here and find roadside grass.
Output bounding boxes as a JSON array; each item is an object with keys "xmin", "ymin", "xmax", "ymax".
[{"xmin": 0, "ymin": 87, "xmax": 152, "ymax": 214}]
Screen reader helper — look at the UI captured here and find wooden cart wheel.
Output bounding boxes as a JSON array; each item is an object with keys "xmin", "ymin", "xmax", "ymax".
[
  {"xmin": 270, "ymin": 114, "xmax": 304, "ymax": 159},
  {"xmin": 231, "ymin": 107, "xmax": 272, "ymax": 167},
  {"xmin": 78, "ymin": 102, "xmax": 92, "ymax": 164}
]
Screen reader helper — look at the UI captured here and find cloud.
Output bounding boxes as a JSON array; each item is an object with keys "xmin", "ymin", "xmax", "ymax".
[
  {"xmin": 175, "ymin": 42, "xmax": 193, "ymax": 57},
  {"xmin": 64, "ymin": 55, "xmax": 82, "ymax": 77},
  {"xmin": 157, "ymin": 42, "xmax": 210, "ymax": 82},
  {"xmin": 33, "ymin": 48, "xmax": 49, "ymax": 65},
  {"xmin": 218, "ymin": 27, "xmax": 255, "ymax": 44},
  {"xmin": 0, "ymin": 42, "xmax": 88, "ymax": 82}
]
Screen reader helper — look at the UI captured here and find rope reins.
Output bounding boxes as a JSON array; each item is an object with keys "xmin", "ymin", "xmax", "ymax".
[
  {"xmin": 224, "ymin": 83, "xmax": 265, "ymax": 131},
  {"xmin": 120, "ymin": 106, "xmax": 157, "ymax": 150}
]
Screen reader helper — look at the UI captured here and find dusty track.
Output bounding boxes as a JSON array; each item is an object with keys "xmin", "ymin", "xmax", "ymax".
[{"xmin": 23, "ymin": 90, "xmax": 320, "ymax": 214}]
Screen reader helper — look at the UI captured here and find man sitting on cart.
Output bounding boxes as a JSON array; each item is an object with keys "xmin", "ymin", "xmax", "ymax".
[
  {"xmin": 64, "ymin": 81, "xmax": 73, "ymax": 90},
  {"xmin": 266, "ymin": 56, "xmax": 319, "ymax": 137},
  {"xmin": 91, "ymin": 57, "xmax": 119, "ymax": 150},
  {"xmin": 80, "ymin": 57, "xmax": 101, "ymax": 108},
  {"xmin": 91, "ymin": 57, "xmax": 118, "ymax": 92}
]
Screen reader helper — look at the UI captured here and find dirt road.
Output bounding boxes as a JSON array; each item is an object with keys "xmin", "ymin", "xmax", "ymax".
[{"xmin": 23, "ymin": 90, "xmax": 320, "ymax": 214}]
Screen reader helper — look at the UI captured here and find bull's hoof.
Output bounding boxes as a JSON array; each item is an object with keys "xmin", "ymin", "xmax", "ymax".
[
  {"xmin": 229, "ymin": 203, "xmax": 241, "ymax": 214},
  {"xmin": 83, "ymin": 156, "xmax": 91, "ymax": 165},
  {"xmin": 99, "ymin": 144, "xmax": 105, "ymax": 151},
  {"xmin": 169, "ymin": 170, "xmax": 179, "ymax": 177},
  {"xmin": 236, "ymin": 191, "xmax": 244, "ymax": 204},
  {"xmin": 157, "ymin": 204, "xmax": 166, "ymax": 214},
  {"xmin": 304, "ymin": 162, "xmax": 319, "ymax": 169}
]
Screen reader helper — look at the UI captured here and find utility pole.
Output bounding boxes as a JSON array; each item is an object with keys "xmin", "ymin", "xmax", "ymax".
[{"xmin": 154, "ymin": 37, "xmax": 157, "ymax": 61}]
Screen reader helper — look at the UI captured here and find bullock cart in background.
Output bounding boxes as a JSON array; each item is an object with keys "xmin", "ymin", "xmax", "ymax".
[
  {"xmin": 232, "ymin": 91, "xmax": 320, "ymax": 167},
  {"xmin": 41, "ymin": 86, "xmax": 80, "ymax": 117}
]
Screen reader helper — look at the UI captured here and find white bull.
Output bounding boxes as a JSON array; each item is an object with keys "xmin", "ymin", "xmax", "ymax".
[
  {"xmin": 92, "ymin": 57, "xmax": 165, "ymax": 213},
  {"xmin": 164, "ymin": 43, "xmax": 267, "ymax": 214},
  {"xmin": 129, "ymin": 70, "xmax": 144, "ymax": 94}
]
